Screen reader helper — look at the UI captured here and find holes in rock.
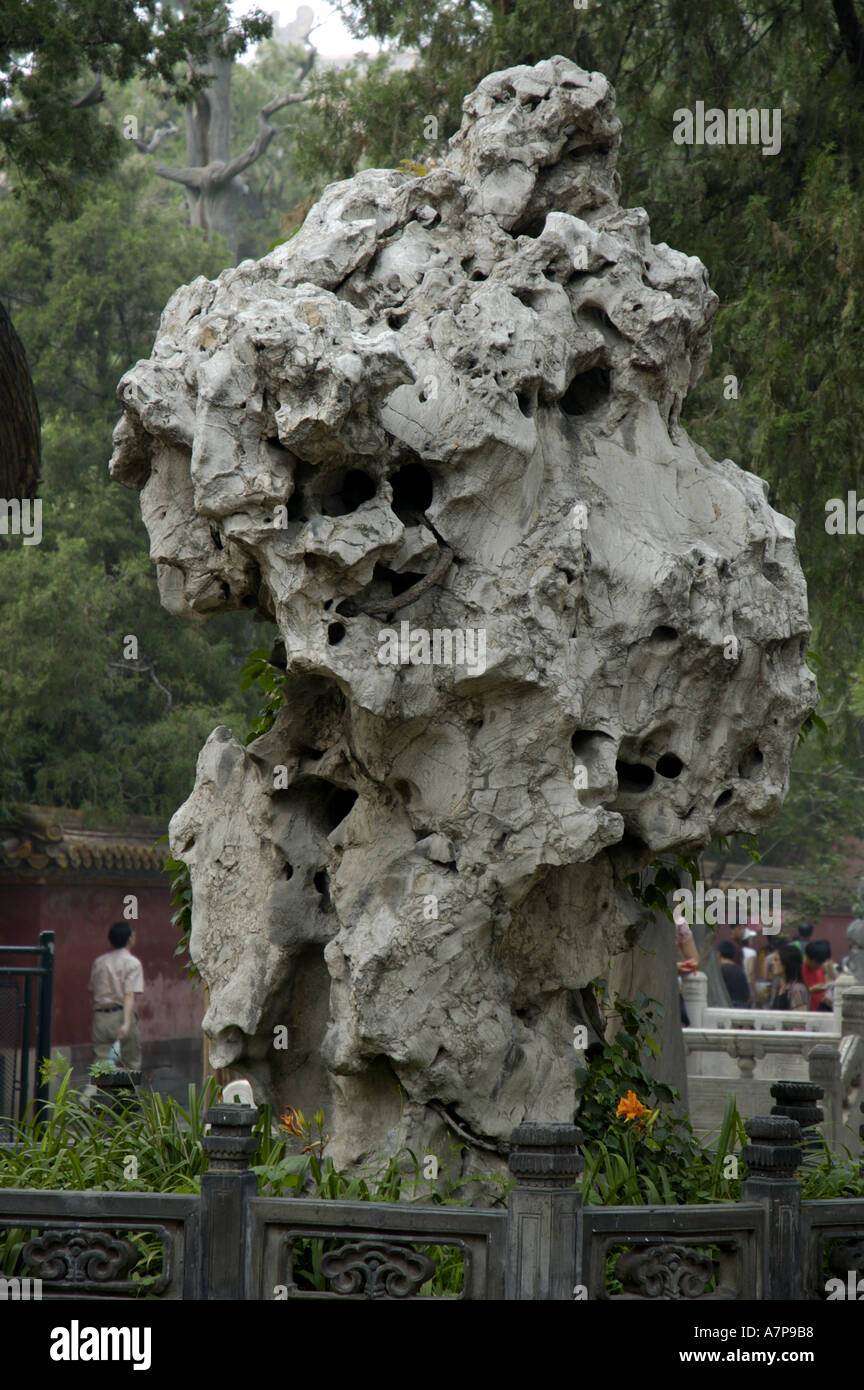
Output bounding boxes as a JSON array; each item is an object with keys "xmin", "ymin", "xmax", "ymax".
[
  {"xmin": 516, "ymin": 390, "xmax": 535, "ymax": 418},
  {"xmin": 656, "ymin": 754, "xmax": 684, "ymax": 779},
  {"xmin": 320, "ymin": 467, "xmax": 376, "ymax": 517},
  {"xmin": 571, "ymin": 730, "xmax": 611, "ymax": 758},
  {"xmin": 327, "ymin": 622, "xmax": 346, "ymax": 645},
  {"xmin": 372, "ymin": 562, "xmax": 426, "ymax": 598},
  {"xmin": 469, "ymin": 270, "xmax": 487, "ymax": 281},
  {"xmin": 220, "ymin": 581, "xmax": 231, "ymax": 600},
  {"xmin": 615, "ymin": 760, "xmax": 655, "ymax": 793},
  {"xmin": 299, "ymin": 746, "xmax": 324, "ymax": 761},
  {"xmin": 283, "ymin": 862, "xmax": 294, "ymax": 880},
  {"xmin": 581, "ymin": 305, "xmax": 620, "ymax": 338},
  {"xmin": 390, "ymin": 461, "xmax": 434, "ymax": 522},
  {"xmin": 649, "ymin": 625, "xmax": 679, "ymax": 647},
  {"xmin": 514, "ymin": 1006, "xmax": 539, "ymax": 1026},
  {"xmin": 715, "ymin": 789, "xmax": 733, "ymax": 808},
  {"xmin": 180, "ymin": 836, "xmax": 196, "ymax": 854},
  {"xmin": 738, "ymin": 745, "xmax": 764, "ymax": 779},
  {"xmin": 209, "ymin": 525, "xmax": 224, "ymax": 551},
  {"xmin": 286, "ymin": 491, "xmax": 308, "ymax": 523},
  {"xmin": 304, "ymin": 554, "xmax": 320, "ymax": 570},
  {"xmin": 313, "ymin": 867, "xmax": 331, "ymax": 911},
  {"xmin": 612, "ymin": 832, "xmax": 651, "ymax": 864},
  {"xmin": 560, "ymin": 366, "xmax": 611, "ymax": 416},
  {"xmin": 323, "ymin": 786, "xmax": 357, "ymax": 831},
  {"xmin": 512, "ymin": 213, "xmax": 547, "ymax": 240}
]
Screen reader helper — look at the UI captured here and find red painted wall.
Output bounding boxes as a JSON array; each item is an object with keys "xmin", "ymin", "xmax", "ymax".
[{"xmin": 0, "ymin": 883, "xmax": 202, "ymax": 1046}]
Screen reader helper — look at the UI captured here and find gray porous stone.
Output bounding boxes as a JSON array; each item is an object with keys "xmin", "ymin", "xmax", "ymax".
[{"xmin": 110, "ymin": 56, "xmax": 816, "ymax": 1173}]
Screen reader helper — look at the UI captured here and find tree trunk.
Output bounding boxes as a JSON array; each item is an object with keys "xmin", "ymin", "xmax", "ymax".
[{"xmin": 0, "ymin": 299, "xmax": 40, "ymax": 500}]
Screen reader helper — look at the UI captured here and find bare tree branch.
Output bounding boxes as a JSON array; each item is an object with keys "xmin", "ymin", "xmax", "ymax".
[
  {"xmin": 144, "ymin": 49, "xmax": 315, "ymax": 197},
  {"xmin": 132, "ymin": 122, "xmax": 179, "ymax": 155},
  {"xmin": 71, "ymin": 72, "xmax": 104, "ymax": 108},
  {"xmin": 210, "ymin": 90, "xmax": 310, "ymax": 186},
  {"xmin": 152, "ymin": 162, "xmax": 205, "ymax": 189}
]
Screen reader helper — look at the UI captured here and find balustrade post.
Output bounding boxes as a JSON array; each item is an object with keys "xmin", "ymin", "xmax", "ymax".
[
  {"xmin": 806, "ymin": 1046, "xmax": 842, "ymax": 1135},
  {"xmin": 741, "ymin": 1114, "xmax": 803, "ymax": 1301},
  {"xmin": 200, "ymin": 1102, "xmax": 259, "ymax": 1300},
  {"xmin": 505, "ymin": 1122, "xmax": 583, "ymax": 1300},
  {"xmin": 770, "ymin": 1078, "xmax": 824, "ymax": 1156},
  {"xmin": 680, "ymin": 969, "xmax": 707, "ymax": 1030}
]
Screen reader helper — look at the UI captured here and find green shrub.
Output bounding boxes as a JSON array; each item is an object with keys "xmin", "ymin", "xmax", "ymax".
[{"xmin": 576, "ymin": 984, "xmax": 746, "ymax": 1205}]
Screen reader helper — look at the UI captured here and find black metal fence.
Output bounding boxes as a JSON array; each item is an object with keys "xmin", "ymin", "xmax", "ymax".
[
  {"xmin": 1, "ymin": 1095, "xmax": 863, "ymax": 1300},
  {"xmin": 0, "ymin": 931, "xmax": 54, "ymax": 1135}
]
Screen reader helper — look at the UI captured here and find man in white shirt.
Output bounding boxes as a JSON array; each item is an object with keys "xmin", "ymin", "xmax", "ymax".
[{"xmin": 89, "ymin": 922, "xmax": 145, "ymax": 1071}]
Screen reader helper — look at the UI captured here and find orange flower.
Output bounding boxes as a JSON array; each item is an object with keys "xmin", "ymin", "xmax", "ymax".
[
  {"xmin": 616, "ymin": 1090, "xmax": 651, "ymax": 1122},
  {"xmin": 278, "ymin": 1106, "xmax": 304, "ymax": 1137}
]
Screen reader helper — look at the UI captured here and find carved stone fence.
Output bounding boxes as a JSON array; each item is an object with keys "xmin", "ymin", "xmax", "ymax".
[{"xmin": 2, "ymin": 1101, "xmax": 864, "ymax": 1301}]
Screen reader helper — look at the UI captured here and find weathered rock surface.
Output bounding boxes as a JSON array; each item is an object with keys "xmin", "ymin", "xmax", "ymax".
[{"xmin": 111, "ymin": 56, "xmax": 816, "ymax": 1173}]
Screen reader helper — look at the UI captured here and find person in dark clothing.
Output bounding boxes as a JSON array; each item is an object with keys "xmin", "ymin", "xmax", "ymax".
[
  {"xmin": 718, "ymin": 940, "xmax": 751, "ymax": 1006},
  {"xmin": 769, "ymin": 942, "xmax": 810, "ymax": 1011},
  {"xmin": 792, "ymin": 921, "xmax": 815, "ymax": 958}
]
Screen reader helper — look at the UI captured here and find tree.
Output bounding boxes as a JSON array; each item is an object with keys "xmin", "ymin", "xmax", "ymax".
[
  {"xmin": 0, "ymin": 167, "xmax": 266, "ymax": 818},
  {"xmin": 0, "ymin": 300, "xmax": 39, "ymax": 497},
  {"xmin": 138, "ymin": 34, "xmax": 315, "ymax": 260},
  {"xmin": 0, "ymin": 0, "xmax": 271, "ymax": 488},
  {"xmin": 0, "ymin": 0, "xmax": 272, "ymax": 214}
]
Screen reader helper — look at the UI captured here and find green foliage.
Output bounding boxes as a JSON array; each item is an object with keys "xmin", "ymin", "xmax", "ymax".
[
  {"xmin": 624, "ymin": 853, "xmax": 703, "ymax": 923},
  {"xmin": 239, "ymin": 647, "xmax": 287, "ymax": 743},
  {"xmin": 0, "ymin": 166, "xmax": 273, "ymax": 819},
  {"xmin": 0, "ymin": 0, "xmax": 272, "ymax": 216},
  {"xmin": 0, "ymin": 1062, "xmax": 466, "ymax": 1296},
  {"xmin": 797, "ymin": 1133, "xmax": 864, "ymax": 1201},
  {"xmin": 159, "ymin": 848, "xmax": 197, "ymax": 981},
  {"xmin": 576, "ymin": 985, "xmax": 746, "ymax": 1206}
]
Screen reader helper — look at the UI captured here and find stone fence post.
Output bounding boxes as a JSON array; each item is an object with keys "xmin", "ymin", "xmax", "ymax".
[
  {"xmin": 200, "ymin": 1102, "xmax": 259, "ymax": 1300},
  {"xmin": 741, "ymin": 1114, "xmax": 803, "ymax": 1300},
  {"xmin": 841, "ymin": 984, "xmax": 864, "ymax": 1043},
  {"xmin": 680, "ymin": 970, "xmax": 707, "ymax": 1029},
  {"xmin": 505, "ymin": 1122, "xmax": 583, "ymax": 1300}
]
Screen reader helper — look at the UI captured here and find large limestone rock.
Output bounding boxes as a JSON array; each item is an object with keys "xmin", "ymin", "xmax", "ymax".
[{"xmin": 110, "ymin": 57, "xmax": 816, "ymax": 1173}]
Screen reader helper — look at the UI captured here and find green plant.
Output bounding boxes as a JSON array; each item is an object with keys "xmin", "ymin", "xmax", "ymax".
[
  {"xmin": 239, "ymin": 647, "xmax": 287, "ymax": 743},
  {"xmin": 156, "ymin": 841, "xmax": 197, "ymax": 981},
  {"xmin": 576, "ymin": 985, "xmax": 746, "ymax": 1205}
]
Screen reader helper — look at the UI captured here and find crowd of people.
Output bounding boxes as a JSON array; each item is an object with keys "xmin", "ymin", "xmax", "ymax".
[
  {"xmin": 716, "ymin": 922, "xmax": 836, "ymax": 1013},
  {"xmin": 676, "ymin": 919, "xmax": 839, "ymax": 1020}
]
